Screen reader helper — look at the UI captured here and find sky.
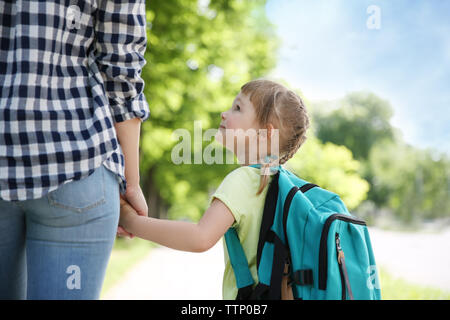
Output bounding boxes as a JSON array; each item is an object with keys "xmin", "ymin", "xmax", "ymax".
[{"xmin": 265, "ymin": 0, "xmax": 450, "ymax": 156}]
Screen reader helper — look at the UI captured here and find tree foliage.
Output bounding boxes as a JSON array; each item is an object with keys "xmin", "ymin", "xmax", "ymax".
[
  {"xmin": 286, "ymin": 137, "xmax": 369, "ymax": 211},
  {"xmin": 368, "ymin": 141, "xmax": 450, "ymax": 222},
  {"xmin": 312, "ymin": 91, "xmax": 450, "ymax": 223},
  {"xmin": 313, "ymin": 92, "xmax": 396, "ymax": 161}
]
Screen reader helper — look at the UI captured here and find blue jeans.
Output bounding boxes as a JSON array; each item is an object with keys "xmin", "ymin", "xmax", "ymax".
[{"xmin": 0, "ymin": 164, "xmax": 120, "ymax": 299}]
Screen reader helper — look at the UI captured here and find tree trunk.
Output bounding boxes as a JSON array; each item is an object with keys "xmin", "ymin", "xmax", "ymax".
[{"xmin": 142, "ymin": 166, "xmax": 169, "ymax": 219}]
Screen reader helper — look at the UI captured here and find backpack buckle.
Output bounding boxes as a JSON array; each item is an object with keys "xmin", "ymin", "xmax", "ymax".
[{"xmin": 292, "ymin": 269, "xmax": 314, "ymax": 286}]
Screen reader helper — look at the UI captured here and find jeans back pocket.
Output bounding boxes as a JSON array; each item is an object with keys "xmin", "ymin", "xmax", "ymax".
[{"xmin": 47, "ymin": 166, "xmax": 106, "ymax": 213}]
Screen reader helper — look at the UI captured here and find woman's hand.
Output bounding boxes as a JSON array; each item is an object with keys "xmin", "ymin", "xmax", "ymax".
[
  {"xmin": 123, "ymin": 183, "xmax": 148, "ymax": 217},
  {"xmin": 116, "ymin": 184, "xmax": 148, "ymax": 238}
]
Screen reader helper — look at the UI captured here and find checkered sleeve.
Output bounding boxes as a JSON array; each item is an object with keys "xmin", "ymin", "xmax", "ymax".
[{"xmin": 94, "ymin": 0, "xmax": 150, "ymax": 123}]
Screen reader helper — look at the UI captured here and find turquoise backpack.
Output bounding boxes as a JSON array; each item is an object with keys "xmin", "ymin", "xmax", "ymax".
[{"xmin": 224, "ymin": 165, "xmax": 381, "ymax": 300}]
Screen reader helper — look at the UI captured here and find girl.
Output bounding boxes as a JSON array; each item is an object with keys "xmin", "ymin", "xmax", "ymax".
[{"xmin": 119, "ymin": 79, "xmax": 310, "ymax": 299}]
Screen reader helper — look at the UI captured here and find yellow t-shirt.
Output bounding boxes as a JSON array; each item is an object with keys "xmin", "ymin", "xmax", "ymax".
[{"xmin": 209, "ymin": 166, "xmax": 273, "ymax": 300}]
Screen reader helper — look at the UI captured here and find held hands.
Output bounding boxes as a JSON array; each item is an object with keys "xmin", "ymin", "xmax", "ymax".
[
  {"xmin": 117, "ymin": 184, "xmax": 148, "ymax": 238},
  {"xmin": 117, "ymin": 196, "xmax": 137, "ymax": 237}
]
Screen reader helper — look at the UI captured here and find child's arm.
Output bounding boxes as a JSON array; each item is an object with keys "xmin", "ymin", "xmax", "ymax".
[{"xmin": 120, "ymin": 198, "xmax": 235, "ymax": 253}]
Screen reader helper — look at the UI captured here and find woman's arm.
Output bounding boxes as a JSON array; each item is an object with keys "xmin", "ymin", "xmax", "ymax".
[
  {"xmin": 114, "ymin": 118, "xmax": 141, "ymax": 188},
  {"xmin": 120, "ymin": 198, "xmax": 235, "ymax": 252}
]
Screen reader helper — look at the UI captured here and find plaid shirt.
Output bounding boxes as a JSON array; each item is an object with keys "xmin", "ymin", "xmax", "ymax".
[{"xmin": 0, "ymin": 0, "xmax": 150, "ymax": 201}]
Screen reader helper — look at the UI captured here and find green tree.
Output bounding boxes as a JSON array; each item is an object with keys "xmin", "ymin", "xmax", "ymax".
[
  {"xmin": 286, "ymin": 137, "xmax": 369, "ymax": 211},
  {"xmin": 369, "ymin": 141, "xmax": 450, "ymax": 222},
  {"xmin": 311, "ymin": 91, "xmax": 405, "ymax": 209},
  {"xmin": 313, "ymin": 92, "xmax": 396, "ymax": 161},
  {"xmin": 312, "ymin": 91, "xmax": 450, "ymax": 223}
]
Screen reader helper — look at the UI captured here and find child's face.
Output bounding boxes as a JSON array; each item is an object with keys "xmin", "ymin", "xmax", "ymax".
[
  {"xmin": 215, "ymin": 91, "xmax": 263, "ymax": 164},
  {"xmin": 218, "ymin": 91, "xmax": 259, "ymax": 134}
]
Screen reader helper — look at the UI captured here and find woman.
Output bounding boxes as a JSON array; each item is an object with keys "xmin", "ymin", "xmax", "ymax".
[{"xmin": 0, "ymin": 0, "xmax": 149, "ymax": 299}]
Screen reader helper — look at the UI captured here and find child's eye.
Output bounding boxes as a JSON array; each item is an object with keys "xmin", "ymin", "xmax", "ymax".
[{"xmin": 235, "ymin": 105, "xmax": 241, "ymax": 111}]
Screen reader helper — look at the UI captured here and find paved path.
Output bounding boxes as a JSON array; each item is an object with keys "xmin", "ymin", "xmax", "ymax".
[
  {"xmin": 103, "ymin": 227, "xmax": 450, "ymax": 299},
  {"xmin": 369, "ymin": 227, "xmax": 450, "ymax": 292},
  {"xmin": 103, "ymin": 242, "xmax": 224, "ymax": 300}
]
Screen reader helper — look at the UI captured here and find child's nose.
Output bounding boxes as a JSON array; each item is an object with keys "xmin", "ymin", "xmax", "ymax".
[{"xmin": 221, "ymin": 112, "xmax": 226, "ymax": 120}]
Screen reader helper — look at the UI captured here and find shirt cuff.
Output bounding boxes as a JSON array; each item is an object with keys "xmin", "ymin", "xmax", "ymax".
[{"xmin": 109, "ymin": 93, "xmax": 150, "ymax": 123}]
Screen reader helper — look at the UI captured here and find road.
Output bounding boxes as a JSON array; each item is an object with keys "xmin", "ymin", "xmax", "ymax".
[
  {"xmin": 103, "ymin": 227, "xmax": 450, "ymax": 299},
  {"xmin": 103, "ymin": 241, "xmax": 224, "ymax": 300},
  {"xmin": 369, "ymin": 227, "xmax": 450, "ymax": 292}
]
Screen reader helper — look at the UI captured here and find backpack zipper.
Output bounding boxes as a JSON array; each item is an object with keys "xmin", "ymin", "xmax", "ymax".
[
  {"xmin": 335, "ymin": 233, "xmax": 346, "ymax": 299},
  {"xmin": 336, "ymin": 232, "xmax": 354, "ymax": 300},
  {"xmin": 318, "ymin": 214, "xmax": 366, "ymax": 291}
]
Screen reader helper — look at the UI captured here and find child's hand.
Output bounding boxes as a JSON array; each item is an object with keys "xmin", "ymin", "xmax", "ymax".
[{"xmin": 118, "ymin": 196, "xmax": 139, "ymax": 238}]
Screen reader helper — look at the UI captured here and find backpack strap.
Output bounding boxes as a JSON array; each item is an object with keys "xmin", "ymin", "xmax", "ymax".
[
  {"xmin": 226, "ymin": 228, "xmax": 290, "ymax": 300},
  {"xmin": 247, "ymin": 164, "xmax": 282, "ymax": 269},
  {"xmin": 256, "ymin": 170, "xmax": 280, "ymax": 269},
  {"xmin": 224, "ymin": 227, "xmax": 255, "ymax": 299},
  {"xmin": 263, "ymin": 230, "xmax": 290, "ymax": 299}
]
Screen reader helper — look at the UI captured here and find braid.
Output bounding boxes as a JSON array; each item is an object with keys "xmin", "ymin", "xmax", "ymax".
[
  {"xmin": 279, "ymin": 130, "xmax": 307, "ymax": 165},
  {"xmin": 279, "ymin": 97, "xmax": 310, "ymax": 165}
]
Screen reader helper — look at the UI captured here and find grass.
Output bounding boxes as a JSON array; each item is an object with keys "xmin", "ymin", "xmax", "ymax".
[
  {"xmin": 379, "ymin": 267, "xmax": 450, "ymax": 300},
  {"xmin": 100, "ymin": 237, "xmax": 155, "ymax": 299}
]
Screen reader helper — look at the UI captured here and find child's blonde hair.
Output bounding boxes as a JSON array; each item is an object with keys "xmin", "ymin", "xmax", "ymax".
[{"xmin": 240, "ymin": 79, "xmax": 310, "ymax": 195}]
